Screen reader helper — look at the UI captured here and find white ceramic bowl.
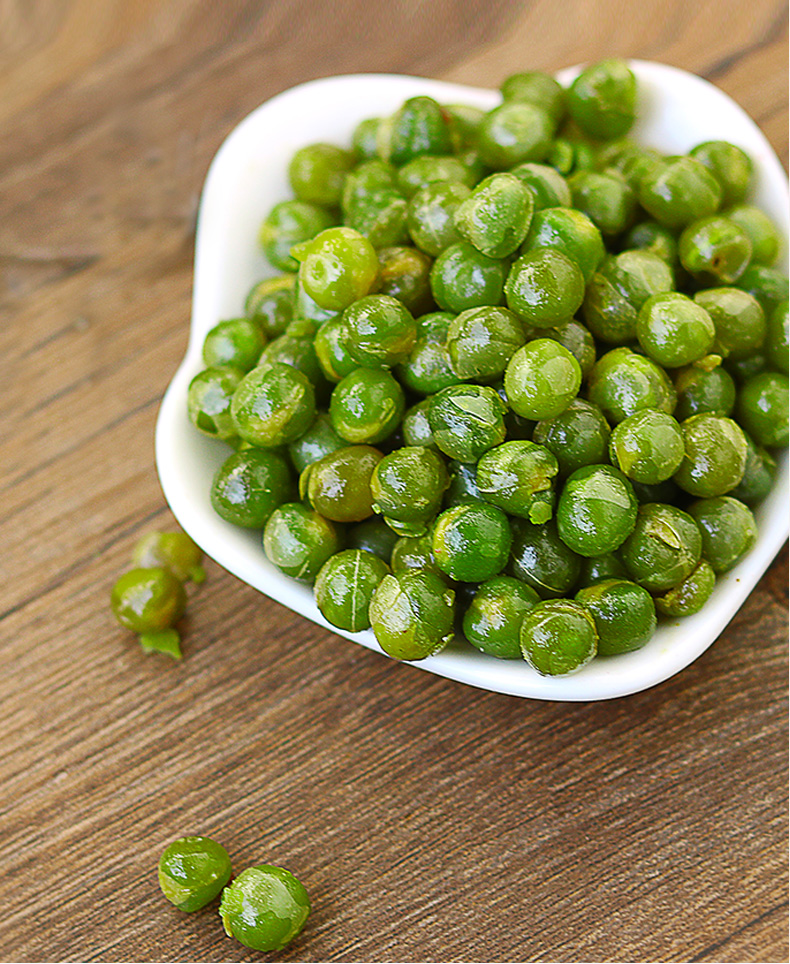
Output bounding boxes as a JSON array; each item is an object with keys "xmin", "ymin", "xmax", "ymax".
[{"xmin": 156, "ymin": 61, "xmax": 789, "ymax": 700}]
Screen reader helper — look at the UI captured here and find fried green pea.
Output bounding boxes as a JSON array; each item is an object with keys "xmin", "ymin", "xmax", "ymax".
[
  {"xmin": 370, "ymin": 570, "xmax": 455, "ymax": 660},
  {"xmin": 352, "ymin": 117, "xmax": 383, "ymax": 160},
  {"xmin": 504, "ymin": 339, "xmax": 582, "ymax": 420},
  {"xmin": 428, "ymin": 384, "xmax": 508, "ymax": 462},
  {"xmin": 396, "ymin": 311, "xmax": 460, "ymax": 395},
  {"xmin": 287, "ymin": 412, "xmax": 346, "ymax": 474},
  {"xmin": 187, "ymin": 366, "xmax": 245, "ymax": 441},
  {"xmin": 587, "ymin": 347, "xmax": 677, "ymax": 424},
  {"xmin": 577, "ymin": 552, "xmax": 628, "ymax": 588},
  {"xmin": 690, "ymin": 141, "xmax": 752, "ymax": 207},
  {"xmin": 693, "ymin": 287, "xmax": 766, "ymax": 360},
  {"xmin": 477, "ymin": 101, "xmax": 554, "ymax": 169},
  {"xmin": 521, "ymin": 206, "xmax": 605, "ymax": 284},
  {"xmin": 343, "ymin": 295, "xmax": 417, "ymax": 369},
  {"xmin": 476, "ymin": 440, "xmax": 558, "ymax": 524},
  {"xmin": 533, "ymin": 398, "xmax": 611, "ymax": 478},
  {"xmin": 567, "ymin": 59, "xmax": 636, "ymax": 140},
  {"xmin": 654, "ymin": 559, "xmax": 716, "ymax": 617},
  {"xmin": 263, "ymin": 503, "xmax": 342, "ymax": 583},
  {"xmin": 736, "ymin": 371, "xmax": 789, "ymax": 448},
  {"xmin": 765, "ymin": 299, "xmax": 789, "ymax": 374},
  {"xmin": 259, "ymin": 200, "xmax": 335, "ymax": 272},
  {"xmin": 508, "ymin": 518, "xmax": 582, "ymax": 599},
  {"xmin": 727, "ymin": 204, "xmax": 781, "ymax": 266},
  {"xmin": 132, "ymin": 532, "xmax": 205, "ymax": 584},
  {"xmin": 301, "ymin": 445, "xmax": 383, "ymax": 523},
  {"xmin": 330, "ymin": 369, "xmax": 405, "ymax": 445},
  {"xmin": 407, "ymin": 181, "xmax": 471, "ymax": 257},
  {"xmin": 314, "ymin": 549, "xmax": 390, "ymax": 632},
  {"xmin": 343, "ymin": 187, "xmax": 409, "ymax": 248},
  {"xmin": 729, "ymin": 434, "xmax": 777, "ymax": 504},
  {"xmin": 679, "ymin": 216, "xmax": 752, "ymax": 284},
  {"xmin": 636, "ymin": 292, "xmax": 715, "ymax": 368},
  {"xmin": 231, "ymin": 363, "xmax": 315, "ymax": 447},
  {"xmin": 453, "ymin": 173, "xmax": 534, "ymax": 259},
  {"xmin": 556, "ymin": 464, "xmax": 638, "ymax": 557},
  {"xmin": 509, "ymin": 162, "xmax": 572, "ymax": 210},
  {"xmin": 430, "ymin": 241, "xmax": 508, "ymax": 313},
  {"xmin": 291, "ymin": 227, "xmax": 379, "ymax": 312},
  {"xmin": 312, "ymin": 315, "xmax": 357, "ymax": 383},
  {"xmin": 289, "ymin": 142, "xmax": 354, "ymax": 206},
  {"xmin": 158, "ymin": 836, "xmax": 232, "ymax": 912},
  {"xmin": 688, "ymin": 496, "xmax": 758, "ymax": 573},
  {"xmin": 370, "ymin": 446, "xmax": 449, "ymax": 537},
  {"xmin": 736, "ymin": 264, "xmax": 789, "ymax": 315},
  {"xmin": 575, "ymin": 578, "xmax": 656, "ymax": 655},
  {"xmin": 385, "ymin": 96, "xmax": 454, "ymax": 166},
  {"xmin": 568, "ymin": 169, "xmax": 637, "ymax": 236},
  {"xmin": 396, "ymin": 154, "xmax": 475, "ymax": 198},
  {"xmin": 520, "ymin": 599, "xmax": 598, "ymax": 676},
  {"xmin": 620, "ymin": 502, "xmax": 702, "ymax": 592},
  {"xmin": 432, "ymin": 502, "xmax": 512, "ymax": 582},
  {"xmin": 674, "ymin": 414, "xmax": 748, "ymax": 497},
  {"xmin": 638, "ymin": 156, "xmax": 722, "ymax": 229},
  {"xmin": 447, "ymin": 305, "xmax": 526, "ymax": 380},
  {"xmin": 609, "ymin": 410, "xmax": 685, "ymax": 484},
  {"xmin": 347, "ymin": 517, "xmax": 399, "ymax": 563},
  {"xmin": 219, "ymin": 865, "xmax": 310, "ymax": 952},
  {"xmin": 463, "ymin": 576, "xmax": 540, "ymax": 659},
  {"xmin": 211, "ymin": 448, "xmax": 294, "ymax": 528},
  {"xmin": 245, "ymin": 275, "xmax": 294, "ymax": 339},
  {"xmin": 203, "ymin": 318, "xmax": 266, "ymax": 372},
  {"xmin": 111, "ymin": 567, "xmax": 187, "ymax": 636},
  {"xmin": 624, "ymin": 221, "xmax": 680, "ymax": 269},
  {"xmin": 505, "ymin": 248, "xmax": 585, "ymax": 328},
  {"xmin": 501, "ymin": 71, "xmax": 566, "ymax": 125},
  {"xmin": 376, "ymin": 246, "xmax": 434, "ymax": 315},
  {"xmin": 674, "ymin": 364, "xmax": 736, "ymax": 421}
]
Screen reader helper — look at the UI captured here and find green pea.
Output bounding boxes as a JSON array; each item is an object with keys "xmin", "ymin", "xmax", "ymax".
[
  {"xmin": 447, "ymin": 305, "xmax": 526, "ymax": 380},
  {"xmin": 636, "ymin": 293, "xmax": 715, "ymax": 368},
  {"xmin": 620, "ymin": 502, "xmax": 702, "ymax": 592},
  {"xmin": 391, "ymin": 531, "xmax": 444, "ymax": 578},
  {"xmin": 330, "ymin": 369, "xmax": 405, "ymax": 445},
  {"xmin": 674, "ymin": 363, "xmax": 737, "ymax": 420},
  {"xmin": 401, "ymin": 399, "xmax": 438, "ymax": 450},
  {"xmin": 546, "ymin": 138, "xmax": 576, "ymax": 175},
  {"xmin": 533, "ymin": 398, "xmax": 611, "ymax": 478},
  {"xmin": 463, "ymin": 576, "xmax": 540, "ymax": 659},
  {"xmin": 187, "ymin": 366, "xmax": 244, "ymax": 441},
  {"xmin": 690, "ymin": 141, "xmax": 752, "ymax": 207},
  {"xmin": 111, "ymin": 567, "xmax": 186, "ymax": 637},
  {"xmin": 630, "ymin": 478, "xmax": 680, "ymax": 505},
  {"xmin": 673, "ymin": 413, "xmax": 748, "ymax": 496},
  {"xmin": 301, "ymin": 445, "xmax": 383, "ymax": 523},
  {"xmin": 505, "ymin": 248, "xmax": 585, "ymax": 328},
  {"xmin": 477, "ymin": 101, "xmax": 554, "ymax": 169},
  {"xmin": 314, "ymin": 549, "xmax": 390, "ymax": 632},
  {"xmin": 765, "ymin": 299, "xmax": 789, "ymax": 374},
  {"xmin": 568, "ymin": 169, "xmax": 636, "ymax": 236},
  {"xmin": 504, "ymin": 339, "xmax": 582, "ymax": 420},
  {"xmin": 211, "ymin": 448, "xmax": 294, "ymax": 528},
  {"xmin": 386, "ymin": 96, "xmax": 454, "ymax": 166},
  {"xmin": 291, "ymin": 227, "xmax": 379, "ymax": 312},
  {"xmin": 263, "ymin": 503, "xmax": 342, "ymax": 583},
  {"xmin": 638, "ymin": 156, "xmax": 722, "ymax": 229},
  {"xmin": 508, "ymin": 518, "xmax": 581, "ymax": 598},
  {"xmin": 509, "ymin": 162, "xmax": 572, "ymax": 210},
  {"xmin": 407, "ymin": 182, "xmax": 471, "ymax": 257},
  {"xmin": 370, "ymin": 570, "xmax": 455, "ymax": 660},
  {"xmin": 736, "ymin": 264, "xmax": 789, "ymax": 315},
  {"xmin": 736, "ymin": 371, "xmax": 789, "ymax": 448},
  {"xmin": 624, "ymin": 221, "xmax": 680, "ymax": 269},
  {"xmin": 567, "ymin": 59, "xmax": 636, "ymax": 140},
  {"xmin": 231, "ymin": 363, "xmax": 315, "ymax": 447},
  {"xmin": 521, "ymin": 206, "xmax": 605, "ymax": 284},
  {"xmin": 453, "ymin": 173, "xmax": 534, "ymax": 259},
  {"xmin": 313, "ymin": 314, "xmax": 358, "ymax": 383},
  {"xmin": 292, "ymin": 276, "xmax": 339, "ymax": 326},
  {"xmin": 430, "ymin": 241, "xmax": 508, "ymax": 313},
  {"xmin": 520, "ymin": 599, "xmax": 598, "ymax": 676},
  {"xmin": 428, "ymin": 384, "xmax": 508, "ymax": 462},
  {"xmin": 577, "ymin": 552, "xmax": 628, "ymax": 588},
  {"xmin": 727, "ymin": 205, "xmax": 781, "ymax": 266},
  {"xmin": 679, "ymin": 216, "xmax": 752, "ymax": 284},
  {"xmin": 587, "ymin": 348, "xmax": 677, "ymax": 424},
  {"xmin": 688, "ymin": 496, "xmax": 758, "ymax": 573},
  {"xmin": 256, "ymin": 325, "xmax": 326, "ymax": 393},
  {"xmin": 446, "ymin": 104, "xmax": 486, "ymax": 148},
  {"xmin": 476, "ymin": 440, "xmax": 558, "ymax": 523},
  {"xmin": 219, "ymin": 865, "xmax": 310, "ymax": 952},
  {"xmin": 352, "ymin": 117, "xmax": 382, "ymax": 160},
  {"xmin": 343, "ymin": 295, "xmax": 416, "ymax": 369},
  {"xmin": 609, "ymin": 410, "xmax": 685, "ymax": 484},
  {"xmin": 694, "ymin": 287, "xmax": 766, "ymax": 360},
  {"xmin": 288, "ymin": 142, "xmax": 353, "ymax": 206},
  {"xmin": 259, "ymin": 200, "xmax": 335, "ymax": 272},
  {"xmin": 203, "ymin": 318, "xmax": 265, "ymax": 372},
  {"xmin": 370, "ymin": 446, "xmax": 449, "ymax": 536},
  {"xmin": 342, "ymin": 159, "xmax": 398, "ymax": 211},
  {"xmin": 132, "ymin": 532, "xmax": 205, "ymax": 584},
  {"xmin": 376, "ymin": 246, "xmax": 434, "ymax": 315},
  {"xmin": 654, "ymin": 559, "xmax": 717, "ymax": 617},
  {"xmin": 245, "ymin": 275, "xmax": 294, "ymax": 339},
  {"xmin": 556, "ymin": 464, "xmax": 637, "ymax": 557},
  {"xmin": 725, "ymin": 353, "xmax": 768, "ymax": 384},
  {"xmin": 729, "ymin": 433, "xmax": 777, "ymax": 504},
  {"xmin": 501, "ymin": 71, "xmax": 566, "ymax": 125},
  {"xmin": 347, "ymin": 517, "xmax": 399, "ymax": 563},
  {"xmin": 396, "ymin": 311, "xmax": 460, "ymax": 395},
  {"xmin": 432, "ymin": 502, "xmax": 512, "ymax": 582},
  {"xmin": 575, "ymin": 578, "xmax": 656, "ymax": 655},
  {"xmin": 287, "ymin": 412, "xmax": 345, "ymax": 473},
  {"xmin": 343, "ymin": 188, "xmax": 409, "ymax": 248},
  {"xmin": 444, "ymin": 459, "xmax": 484, "ymax": 508},
  {"xmin": 158, "ymin": 836, "xmax": 232, "ymax": 912},
  {"xmin": 396, "ymin": 155, "xmax": 475, "ymax": 198}
]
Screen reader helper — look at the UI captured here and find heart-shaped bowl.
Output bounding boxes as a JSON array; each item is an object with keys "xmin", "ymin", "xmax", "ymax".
[{"xmin": 156, "ymin": 61, "xmax": 789, "ymax": 701}]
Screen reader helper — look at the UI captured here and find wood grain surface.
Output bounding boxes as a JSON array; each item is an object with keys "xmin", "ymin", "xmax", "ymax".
[{"xmin": 1, "ymin": 1, "xmax": 787, "ymax": 961}]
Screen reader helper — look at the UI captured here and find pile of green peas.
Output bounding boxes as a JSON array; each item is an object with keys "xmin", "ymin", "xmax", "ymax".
[{"xmin": 187, "ymin": 59, "xmax": 788, "ymax": 676}]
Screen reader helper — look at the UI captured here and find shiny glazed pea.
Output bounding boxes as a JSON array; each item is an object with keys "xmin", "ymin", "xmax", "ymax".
[
  {"xmin": 211, "ymin": 448, "xmax": 294, "ymax": 528},
  {"xmin": 463, "ymin": 576, "xmax": 540, "ymax": 659},
  {"xmin": 220, "ymin": 865, "xmax": 310, "ymax": 952},
  {"xmin": 370, "ymin": 569, "xmax": 455, "ymax": 660},
  {"xmin": 520, "ymin": 599, "xmax": 598, "ymax": 676},
  {"xmin": 231, "ymin": 363, "xmax": 316, "ymax": 447},
  {"xmin": 428, "ymin": 384, "xmax": 508, "ymax": 462},
  {"xmin": 159, "ymin": 836, "xmax": 232, "ymax": 912},
  {"xmin": 575, "ymin": 578, "xmax": 656, "ymax": 655},
  {"xmin": 314, "ymin": 549, "xmax": 390, "ymax": 631},
  {"xmin": 476, "ymin": 440, "xmax": 558, "ymax": 523},
  {"xmin": 301, "ymin": 445, "xmax": 383, "ymax": 522},
  {"xmin": 263, "ymin": 503, "xmax": 342, "ymax": 583},
  {"xmin": 556, "ymin": 464, "xmax": 638, "ymax": 557},
  {"xmin": 620, "ymin": 502, "xmax": 702, "ymax": 592},
  {"xmin": 504, "ymin": 339, "xmax": 582, "ymax": 420},
  {"xmin": 432, "ymin": 502, "xmax": 512, "ymax": 582}
]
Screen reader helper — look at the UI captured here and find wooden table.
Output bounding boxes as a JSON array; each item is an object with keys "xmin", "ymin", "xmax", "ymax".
[{"xmin": 2, "ymin": 2, "xmax": 787, "ymax": 961}]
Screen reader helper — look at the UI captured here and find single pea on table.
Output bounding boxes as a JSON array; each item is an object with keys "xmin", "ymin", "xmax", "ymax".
[{"xmin": 182, "ymin": 57, "xmax": 788, "ymax": 678}]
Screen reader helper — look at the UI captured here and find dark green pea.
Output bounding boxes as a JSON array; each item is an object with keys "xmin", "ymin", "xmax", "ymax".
[
  {"xmin": 690, "ymin": 141, "xmax": 752, "ymax": 207},
  {"xmin": 402, "ymin": 399, "xmax": 437, "ymax": 449},
  {"xmin": 219, "ymin": 865, "xmax": 310, "ymax": 952},
  {"xmin": 446, "ymin": 104, "xmax": 486, "ymax": 148},
  {"xmin": 654, "ymin": 558, "xmax": 716, "ymax": 617},
  {"xmin": 583, "ymin": 250, "xmax": 674, "ymax": 345},
  {"xmin": 674, "ymin": 413, "xmax": 748, "ymax": 497},
  {"xmin": 736, "ymin": 371, "xmax": 789, "ymax": 448},
  {"xmin": 674, "ymin": 363, "xmax": 736, "ymax": 420},
  {"xmin": 616, "ymin": 146, "xmax": 664, "ymax": 193},
  {"xmin": 463, "ymin": 576, "xmax": 540, "ymax": 659},
  {"xmin": 504, "ymin": 339, "xmax": 582, "ymax": 419},
  {"xmin": 187, "ymin": 366, "xmax": 244, "ymax": 440},
  {"xmin": 624, "ymin": 221, "xmax": 680, "ymax": 269},
  {"xmin": 520, "ymin": 599, "xmax": 597, "ymax": 676},
  {"xmin": 314, "ymin": 549, "xmax": 390, "ymax": 632},
  {"xmin": 407, "ymin": 182, "xmax": 471, "ymax": 257},
  {"xmin": 630, "ymin": 478, "xmax": 680, "ymax": 504},
  {"xmin": 330, "ymin": 369, "xmax": 405, "ymax": 445},
  {"xmin": 501, "ymin": 71, "xmax": 566, "ymax": 125},
  {"xmin": 576, "ymin": 578, "xmax": 656, "ymax": 655},
  {"xmin": 343, "ymin": 188, "xmax": 409, "ymax": 248},
  {"xmin": 567, "ymin": 59, "xmax": 636, "ymax": 140},
  {"xmin": 370, "ymin": 569, "xmax": 455, "ymax": 660},
  {"xmin": 542, "ymin": 320, "xmax": 597, "ymax": 379},
  {"xmin": 300, "ymin": 445, "xmax": 383, "ymax": 523},
  {"xmin": 505, "ymin": 248, "xmax": 585, "ymax": 328},
  {"xmin": 508, "ymin": 518, "xmax": 581, "ymax": 598},
  {"xmin": 343, "ymin": 295, "xmax": 416, "ymax": 369},
  {"xmin": 370, "ymin": 447, "xmax": 449, "ymax": 537},
  {"xmin": 476, "ymin": 440, "xmax": 558, "ymax": 524},
  {"xmin": 396, "ymin": 311, "xmax": 460, "ymax": 395},
  {"xmin": 259, "ymin": 200, "xmax": 335, "ymax": 273},
  {"xmin": 292, "ymin": 227, "xmax": 379, "ymax": 312},
  {"xmin": 609, "ymin": 410, "xmax": 684, "ymax": 484},
  {"xmin": 352, "ymin": 117, "xmax": 382, "ymax": 160},
  {"xmin": 765, "ymin": 299, "xmax": 789, "ymax": 374},
  {"xmin": 729, "ymin": 434, "xmax": 777, "ymax": 504},
  {"xmin": 376, "ymin": 246, "xmax": 434, "ymax": 315},
  {"xmin": 231, "ymin": 363, "xmax": 315, "ymax": 447},
  {"xmin": 444, "ymin": 459, "xmax": 484, "ymax": 507},
  {"xmin": 688, "ymin": 496, "xmax": 757, "ymax": 573},
  {"xmin": 245, "ymin": 275, "xmax": 294, "ymax": 339},
  {"xmin": 396, "ymin": 155, "xmax": 474, "ymax": 198},
  {"xmin": 447, "ymin": 305, "xmax": 526, "ymax": 380},
  {"xmin": 203, "ymin": 318, "xmax": 265, "ymax": 372},
  {"xmin": 428, "ymin": 384, "xmax": 508, "ymax": 462},
  {"xmin": 694, "ymin": 287, "xmax": 766, "ymax": 360},
  {"xmin": 288, "ymin": 142, "xmax": 353, "ymax": 206},
  {"xmin": 263, "ymin": 503, "xmax": 341, "ymax": 583},
  {"xmin": 453, "ymin": 173, "xmax": 534, "ymax": 259},
  {"xmin": 256, "ymin": 325, "xmax": 325, "ymax": 392},
  {"xmin": 111, "ymin": 567, "xmax": 186, "ymax": 634},
  {"xmin": 509, "ymin": 162, "xmax": 571, "ymax": 210},
  {"xmin": 132, "ymin": 532, "xmax": 205, "ymax": 584},
  {"xmin": 385, "ymin": 96, "xmax": 453, "ymax": 166},
  {"xmin": 725, "ymin": 353, "xmax": 768, "ymax": 383},
  {"xmin": 432, "ymin": 502, "xmax": 512, "ymax": 582},
  {"xmin": 577, "ymin": 552, "xmax": 628, "ymax": 588},
  {"xmin": 211, "ymin": 448, "xmax": 294, "ymax": 528},
  {"xmin": 521, "ymin": 206, "xmax": 605, "ymax": 284},
  {"xmin": 313, "ymin": 315, "xmax": 357, "ymax": 383},
  {"xmin": 679, "ymin": 216, "xmax": 752, "ymax": 283},
  {"xmin": 547, "ymin": 138, "xmax": 575, "ymax": 175},
  {"xmin": 347, "ymin": 517, "xmax": 399, "ymax": 563},
  {"xmin": 430, "ymin": 241, "xmax": 508, "ymax": 313},
  {"xmin": 588, "ymin": 348, "xmax": 677, "ymax": 424},
  {"xmin": 292, "ymin": 276, "xmax": 339, "ymax": 326},
  {"xmin": 636, "ymin": 292, "xmax": 715, "ymax": 368},
  {"xmin": 158, "ymin": 836, "xmax": 232, "ymax": 913},
  {"xmin": 638, "ymin": 156, "xmax": 722, "ymax": 229},
  {"xmin": 391, "ymin": 531, "xmax": 443, "ymax": 577},
  {"xmin": 568, "ymin": 169, "xmax": 636, "ymax": 236},
  {"xmin": 620, "ymin": 502, "xmax": 702, "ymax": 592},
  {"xmin": 727, "ymin": 205, "xmax": 781, "ymax": 266},
  {"xmin": 736, "ymin": 264, "xmax": 789, "ymax": 315},
  {"xmin": 533, "ymin": 398, "xmax": 611, "ymax": 478},
  {"xmin": 477, "ymin": 102, "xmax": 554, "ymax": 170},
  {"xmin": 556, "ymin": 464, "xmax": 637, "ymax": 557}
]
